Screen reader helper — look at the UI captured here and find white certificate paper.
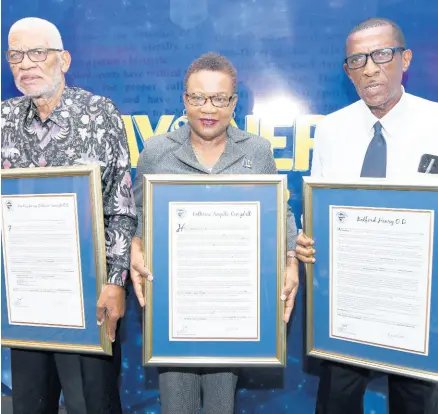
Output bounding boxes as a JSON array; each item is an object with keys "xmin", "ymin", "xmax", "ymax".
[
  {"xmin": 330, "ymin": 206, "xmax": 434, "ymax": 355},
  {"xmin": 2, "ymin": 194, "xmax": 85, "ymax": 328},
  {"xmin": 169, "ymin": 202, "xmax": 260, "ymax": 341}
]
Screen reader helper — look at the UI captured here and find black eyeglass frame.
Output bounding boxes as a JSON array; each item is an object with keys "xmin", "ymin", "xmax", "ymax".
[
  {"xmin": 344, "ymin": 47, "xmax": 406, "ymax": 70},
  {"xmin": 5, "ymin": 48, "xmax": 64, "ymax": 63}
]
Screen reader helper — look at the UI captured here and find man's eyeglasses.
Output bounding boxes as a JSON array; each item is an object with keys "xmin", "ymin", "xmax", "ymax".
[
  {"xmin": 5, "ymin": 48, "xmax": 63, "ymax": 64},
  {"xmin": 185, "ymin": 93, "xmax": 236, "ymax": 108},
  {"xmin": 345, "ymin": 47, "xmax": 406, "ymax": 70}
]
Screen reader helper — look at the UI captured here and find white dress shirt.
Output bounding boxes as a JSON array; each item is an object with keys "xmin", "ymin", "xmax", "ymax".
[{"xmin": 311, "ymin": 87, "xmax": 438, "ymax": 180}]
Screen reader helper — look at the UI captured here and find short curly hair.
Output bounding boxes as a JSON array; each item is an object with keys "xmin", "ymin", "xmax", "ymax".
[{"xmin": 184, "ymin": 52, "xmax": 237, "ymax": 92}]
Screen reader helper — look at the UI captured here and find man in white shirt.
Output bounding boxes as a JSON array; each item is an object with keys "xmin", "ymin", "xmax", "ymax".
[{"xmin": 295, "ymin": 17, "xmax": 438, "ymax": 414}]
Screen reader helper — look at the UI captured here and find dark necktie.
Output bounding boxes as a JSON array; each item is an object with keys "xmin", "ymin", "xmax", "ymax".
[{"xmin": 360, "ymin": 121, "xmax": 387, "ymax": 178}]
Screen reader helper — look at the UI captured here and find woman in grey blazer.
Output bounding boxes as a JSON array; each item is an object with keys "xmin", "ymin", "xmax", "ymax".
[{"xmin": 130, "ymin": 52, "xmax": 299, "ymax": 414}]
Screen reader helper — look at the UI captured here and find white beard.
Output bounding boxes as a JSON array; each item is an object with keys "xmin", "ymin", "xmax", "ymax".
[{"xmin": 16, "ymin": 60, "xmax": 63, "ymax": 99}]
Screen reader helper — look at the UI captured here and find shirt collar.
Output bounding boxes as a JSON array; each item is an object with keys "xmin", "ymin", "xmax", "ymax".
[
  {"xmin": 24, "ymin": 86, "xmax": 72, "ymax": 128},
  {"xmin": 360, "ymin": 86, "xmax": 407, "ymax": 136},
  {"xmin": 24, "ymin": 98, "xmax": 37, "ymax": 126}
]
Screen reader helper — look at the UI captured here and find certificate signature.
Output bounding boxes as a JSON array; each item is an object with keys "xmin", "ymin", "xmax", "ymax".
[
  {"xmin": 335, "ymin": 323, "xmax": 357, "ymax": 336},
  {"xmin": 13, "ymin": 296, "xmax": 26, "ymax": 307}
]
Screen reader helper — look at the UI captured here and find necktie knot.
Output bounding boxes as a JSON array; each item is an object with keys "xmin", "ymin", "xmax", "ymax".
[{"xmin": 374, "ymin": 121, "xmax": 382, "ymax": 134}]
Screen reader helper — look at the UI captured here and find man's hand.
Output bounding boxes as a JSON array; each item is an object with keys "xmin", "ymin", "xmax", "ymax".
[
  {"xmin": 130, "ymin": 236, "xmax": 153, "ymax": 307},
  {"xmin": 296, "ymin": 232, "xmax": 316, "ymax": 263},
  {"xmin": 96, "ymin": 284, "xmax": 126, "ymax": 342},
  {"xmin": 281, "ymin": 255, "xmax": 299, "ymax": 323}
]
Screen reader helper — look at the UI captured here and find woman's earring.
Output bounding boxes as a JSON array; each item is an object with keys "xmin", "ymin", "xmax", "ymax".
[
  {"xmin": 232, "ymin": 111, "xmax": 236, "ymax": 119},
  {"xmin": 183, "ymin": 109, "xmax": 187, "ymax": 117}
]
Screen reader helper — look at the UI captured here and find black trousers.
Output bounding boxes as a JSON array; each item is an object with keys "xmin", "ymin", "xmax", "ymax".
[
  {"xmin": 316, "ymin": 361, "xmax": 436, "ymax": 414},
  {"xmin": 11, "ymin": 328, "xmax": 122, "ymax": 414}
]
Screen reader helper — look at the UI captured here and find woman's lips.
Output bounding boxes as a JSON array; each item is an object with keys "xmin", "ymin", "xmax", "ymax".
[{"xmin": 200, "ymin": 119, "xmax": 218, "ymax": 127}]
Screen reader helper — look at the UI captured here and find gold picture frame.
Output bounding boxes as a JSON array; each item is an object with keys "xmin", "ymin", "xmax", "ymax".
[
  {"xmin": 142, "ymin": 174, "xmax": 288, "ymax": 367},
  {"xmin": 303, "ymin": 176, "xmax": 438, "ymax": 382},
  {"xmin": 1, "ymin": 165, "xmax": 111, "ymax": 355}
]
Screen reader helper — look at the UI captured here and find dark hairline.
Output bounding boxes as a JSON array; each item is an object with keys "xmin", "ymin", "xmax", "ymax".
[
  {"xmin": 347, "ymin": 18, "xmax": 407, "ymax": 53},
  {"xmin": 184, "ymin": 52, "xmax": 237, "ymax": 92}
]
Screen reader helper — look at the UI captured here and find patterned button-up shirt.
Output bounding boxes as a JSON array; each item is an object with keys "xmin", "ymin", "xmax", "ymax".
[{"xmin": 1, "ymin": 86, "xmax": 137, "ymax": 287}]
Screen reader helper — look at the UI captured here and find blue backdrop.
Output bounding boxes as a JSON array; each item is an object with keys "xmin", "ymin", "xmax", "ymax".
[{"xmin": 2, "ymin": 1, "xmax": 438, "ymax": 412}]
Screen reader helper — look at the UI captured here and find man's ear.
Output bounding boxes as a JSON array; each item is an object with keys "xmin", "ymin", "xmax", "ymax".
[
  {"xmin": 401, "ymin": 49, "xmax": 412, "ymax": 73},
  {"xmin": 343, "ymin": 63, "xmax": 352, "ymax": 82},
  {"xmin": 61, "ymin": 50, "xmax": 71, "ymax": 73}
]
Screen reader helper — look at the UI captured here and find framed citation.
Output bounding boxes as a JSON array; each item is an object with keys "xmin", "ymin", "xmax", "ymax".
[
  {"xmin": 303, "ymin": 177, "xmax": 438, "ymax": 381},
  {"xmin": 1, "ymin": 165, "xmax": 111, "ymax": 355},
  {"xmin": 142, "ymin": 174, "xmax": 288, "ymax": 367}
]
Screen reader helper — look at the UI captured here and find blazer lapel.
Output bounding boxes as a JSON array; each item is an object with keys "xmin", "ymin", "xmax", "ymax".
[
  {"xmin": 173, "ymin": 139, "xmax": 209, "ymax": 172},
  {"xmin": 170, "ymin": 124, "xmax": 208, "ymax": 172},
  {"xmin": 214, "ymin": 126, "xmax": 249, "ymax": 173},
  {"xmin": 213, "ymin": 139, "xmax": 245, "ymax": 173}
]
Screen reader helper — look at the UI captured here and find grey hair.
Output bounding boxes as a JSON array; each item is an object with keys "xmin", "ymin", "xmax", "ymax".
[
  {"xmin": 184, "ymin": 52, "xmax": 237, "ymax": 92},
  {"xmin": 347, "ymin": 18, "xmax": 406, "ymax": 49},
  {"xmin": 9, "ymin": 17, "xmax": 64, "ymax": 49}
]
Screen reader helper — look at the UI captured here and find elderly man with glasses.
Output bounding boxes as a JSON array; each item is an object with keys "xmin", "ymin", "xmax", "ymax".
[
  {"xmin": 295, "ymin": 17, "xmax": 438, "ymax": 414},
  {"xmin": 1, "ymin": 17, "xmax": 137, "ymax": 414}
]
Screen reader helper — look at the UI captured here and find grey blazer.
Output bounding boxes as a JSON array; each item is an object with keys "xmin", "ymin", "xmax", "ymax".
[{"xmin": 133, "ymin": 124, "xmax": 297, "ymax": 249}]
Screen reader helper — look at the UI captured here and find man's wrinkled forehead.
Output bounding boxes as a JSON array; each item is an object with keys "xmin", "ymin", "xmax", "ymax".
[
  {"xmin": 346, "ymin": 25, "xmax": 396, "ymax": 56},
  {"xmin": 8, "ymin": 29, "xmax": 51, "ymax": 50}
]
